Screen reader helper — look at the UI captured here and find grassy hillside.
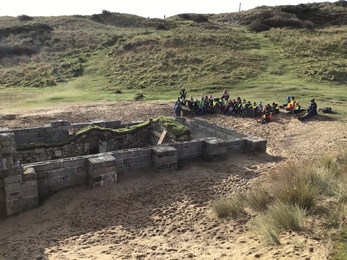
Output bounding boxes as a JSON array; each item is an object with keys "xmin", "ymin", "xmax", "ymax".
[{"xmin": 0, "ymin": 2, "xmax": 347, "ymax": 113}]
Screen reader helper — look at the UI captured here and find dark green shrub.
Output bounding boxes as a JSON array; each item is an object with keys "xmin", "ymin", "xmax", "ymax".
[
  {"xmin": 18, "ymin": 14, "xmax": 33, "ymax": 21},
  {"xmin": 248, "ymin": 22, "xmax": 271, "ymax": 32}
]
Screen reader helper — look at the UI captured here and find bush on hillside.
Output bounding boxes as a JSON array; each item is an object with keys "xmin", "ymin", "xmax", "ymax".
[
  {"xmin": 261, "ymin": 16, "xmax": 304, "ymax": 28},
  {"xmin": 0, "ymin": 23, "xmax": 53, "ymax": 36},
  {"xmin": 248, "ymin": 22, "xmax": 271, "ymax": 32},
  {"xmin": 18, "ymin": 14, "xmax": 33, "ymax": 21},
  {"xmin": 102, "ymin": 10, "xmax": 111, "ymax": 16},
  {"xmin": 155, "ymin": 23, "xmax": 168, "ymax": 30},
  {"xmin": 303, "ymin": 20, "xmax": 314, "ymax": 29},
  {"xmin": 193, "ymin": 15, "xmax": 208, "ymax": 23},
  {"xmin": 0, "ymin": 46, "xmax": 39, "ymax": 58},
  {"xmin": 178, "ymin": 13, "xmax": 191, "ymax": 20}
]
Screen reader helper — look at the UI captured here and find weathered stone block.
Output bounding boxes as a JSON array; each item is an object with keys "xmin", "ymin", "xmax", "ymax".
[
  {"xmin": 21, "ymin": 188, "xmax": 38, "ymax": 198},
  {"xmin": 123, "ymin": 156, "xmax": 144, "ymax": 165},
  {"xmin": 88, "ymin": 155, "xmax": 116, "ymax": 170},
  {"xmin": 152, "ymin": 155, "xmax": 177, "ymax": 165},
  {"xmin": 152, "ymin": 146, "xmax": 178, "ymax": 157},
  {"xmin": 75, "ymin": 166, "xmax": 87, "ymax": 174},
  {"xmin": 6, "ymin": 196, "xmax": 39, "ymax": 216},
  {"xmin": 33, "ymin": 161, "xmax": 62, "ymax": 172},
  {"xmin": 117, "ymin": 164, "xmax": 133, "ymax": 173},
  {"xmin": 203, "ymin": 138, "xmax": 227, "ymax": 161},
  {"xmin": 89, "ymin": 166, "xmax": 117, "ymax": 178},
  {"xmin": 245, "ymin": 137, "xmax": 267, "ymax": 152},
  {"xmin": 4, "ymin": 180, "xmax": 37, "ymax": 194},
  {"xmin": 4, "ymin": 175, "xmax": 22, "ymax": 185}
]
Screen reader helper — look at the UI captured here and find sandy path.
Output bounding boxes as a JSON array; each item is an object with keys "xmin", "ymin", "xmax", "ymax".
[{"xmin": 0, "ymin": 102, "xmax": 345, "ymax": 259}]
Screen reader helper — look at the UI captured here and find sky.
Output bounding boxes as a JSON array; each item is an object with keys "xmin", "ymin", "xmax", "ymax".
[{"xmin": 0, "ymin": 0, "xmax": 336, "ymax": 18}]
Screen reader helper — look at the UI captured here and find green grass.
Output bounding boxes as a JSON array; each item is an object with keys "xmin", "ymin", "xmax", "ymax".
[{"xmin": 1, "ymin": 7, "xmax": 347, "ymax": 116}]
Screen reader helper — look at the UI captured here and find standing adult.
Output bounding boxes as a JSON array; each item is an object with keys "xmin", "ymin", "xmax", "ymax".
[{"xmin": 180, "ymin": 86, "xmax": 187, "ymax": 99}]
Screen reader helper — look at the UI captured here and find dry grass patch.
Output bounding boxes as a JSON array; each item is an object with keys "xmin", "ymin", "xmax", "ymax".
[
  {"xmin": 209, "ymin": 194, "xmax": 247, "ymax": 219},
  {"xmin": 210, "ymin": 150, "xmax": 347, "ymax": 247}
]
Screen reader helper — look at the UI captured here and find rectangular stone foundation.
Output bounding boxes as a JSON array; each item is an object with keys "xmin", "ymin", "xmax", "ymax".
[{"xmin": 87, "ymin": 155, "xmax": 117, "ymax": 188}]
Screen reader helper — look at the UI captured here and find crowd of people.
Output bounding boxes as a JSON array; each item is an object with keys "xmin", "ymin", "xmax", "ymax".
[{"xmin": 173, "ymin": 87, "xmax": 319, "ymax": 123}]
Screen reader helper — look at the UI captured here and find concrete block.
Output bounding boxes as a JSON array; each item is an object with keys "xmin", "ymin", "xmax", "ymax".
[
  {"xmin": 88, "ymin": 155, "xmax": 116, "ymax": 170},
  {"xmin": 5, "ymin": 180, "xmax": 37, "ymax": 193},
  {"xmin": 153, "ymin": 163, "xmax": 169, "ymax": 172},
  {"xmin": 123, "ymin": 157, "xmax": 144, "ymax": 165},
  {"xmin": 6, "ymin": 196, "xmax": 39, "ymax": 216},
  {"xmin": 245, "ymin": 137, "xmax": 267, "ymax": 152},
  {"xmin": 117, "ymin": 164, "xmax": 133, "ymax": 173},
  {"xmin": 0, "ymin": 191, "xmax": 5, "ymax": 201},
  {"xmin": 48, "ymin": 177, "xmax": 63, "ymax": 186},
  {"xmin": 75, "ymin": 166, "xmax": 87, "ymax": 174},
  {"xmin": 33, "ymin": 162, "xmax": 62, "ymax": 172},
  {"xmin": 48, "ymin": 168, "xmax": 75, "ymax": 179},
  {"xmin": 89, "ymin": 166, "xmax": 117, "ymax": 178},
  {"xmin": 21, "ymin": 188, "xmax": 39, "ymax": 198},
  {"xmin": 152, "ymin": 155, "xmax": 177, "ymax": 165},
  {"xmin": 4, "ymin": 175, "xmax": 22, "ymax": 185},
  {"xmin": 37, "ymin": 178, "xmax": 49, "ymax": 188},
  {"xmin": 132, "ymin": 161, "xmax": 151, "ymax": 170},
  {"xmin": 152, "ymin": 146, "xmax": 178, "ymax": 157},
  {"xmin": 203, "ymin": 138, "xmax": 227, "ymax": 161},
  {"xmin": 5, "ymin": 191, "xmax": 22, "ymax": 200},
  {"xmin": 88, "ymin": 172, "xmax": 116, "ymax": 188}
]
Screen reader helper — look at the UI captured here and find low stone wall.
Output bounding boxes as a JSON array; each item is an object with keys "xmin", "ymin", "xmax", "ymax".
[
  {"xmin": 0, "ymin": 120, "xmax": 122, "ymax": 147},
  {"xmin": 13, "ymin": 118, "xmax": 190, "ymax": 164},
  {"xmin": 175, "ymin": 117, "xmax": 266, "ymax": 153},
  {"xmin": 17, "ymin": 141, "xmax": 88, "ymax": 163},
  {"xmin": 16, "ymin": 125, "xmax": 152, "ymax": 164},
  {"xmin": 32, "ymin": 157, "xmax": 88, "ymax": 199}
]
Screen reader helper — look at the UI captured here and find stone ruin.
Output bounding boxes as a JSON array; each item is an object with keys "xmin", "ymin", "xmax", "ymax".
[{"xmin": 0, "ymin": 117, "xmax": 266, "ymax": 217}]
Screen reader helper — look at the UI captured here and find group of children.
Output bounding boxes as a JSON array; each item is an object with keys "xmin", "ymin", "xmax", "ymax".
[{"xmin": 173, "ymin": 87, "xmax": 319, "ymax": 123}]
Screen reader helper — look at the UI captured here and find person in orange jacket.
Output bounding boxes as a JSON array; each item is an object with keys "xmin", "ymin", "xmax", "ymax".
[{"xmin": 258, "ymin": 110, "xmax": 273, "ymax": 124}]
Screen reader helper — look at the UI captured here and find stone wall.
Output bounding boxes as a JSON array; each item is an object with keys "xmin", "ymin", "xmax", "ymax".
[
  {"xmin": 16, "ymin": 125, "xmax": 152, "ymax": 164},
  {"xmin": 0, "ymin": 133, "xmax": 39, "ymax": 217},
  {"xmin": 17, "ymin": 141, "xmax": 88, "ymax": 163},
  {"xmin": 175, "ymin": 117, "xmax": 266, "ymax": 153},
  {"xmin": 32, "ymin": 157, "xmax": 88, "ymax": 199},
  {"xmin": 0, "ymin": 120, "xmax": 122, "ymax": 147}
]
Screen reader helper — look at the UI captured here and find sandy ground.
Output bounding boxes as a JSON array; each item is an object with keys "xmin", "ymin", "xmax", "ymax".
[{"xmin": 0, "ymin": 101, "xmax": 346, "ymax": 260}]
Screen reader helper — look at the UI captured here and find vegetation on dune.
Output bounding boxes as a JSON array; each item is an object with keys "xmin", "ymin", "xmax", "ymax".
[
  {"xmin": 1, "ymin": 3, "xmax": 347, "ymax": 114},
  {"xmin": 209, "ymin": 151, "xmax": 347, "ymax": 250},
  {"xmin": 0, "ymin": 2, "xmax": 345, "ymax": 90}
]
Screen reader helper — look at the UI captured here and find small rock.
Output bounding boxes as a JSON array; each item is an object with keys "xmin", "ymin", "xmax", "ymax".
[
  {"xmin": 114, "ymin": 90, "xmax": 122, "ymax": 94},
  {"xmin": 1, "ymin": 114, "xmax": 16, "ymax": 120},
  {"xmin": 255, "ymin": 254, "xmax": 261, "ymax": 258},
  {"xmin": 309, "ymin": 247, "xmax": 314, "ymax": 252}
]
